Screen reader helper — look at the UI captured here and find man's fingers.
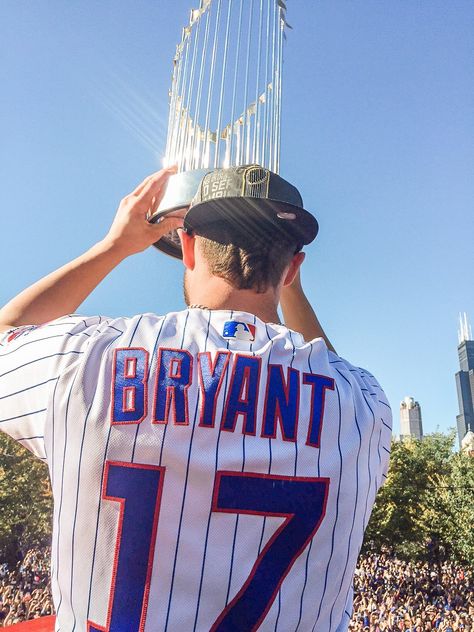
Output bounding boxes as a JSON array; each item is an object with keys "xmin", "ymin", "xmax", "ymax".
[
  {"xmin": 136, "ymin": 166, "xmax": 178, "ymax": 205},
  {"xmin": 150, "ymin": 214, "xmax": 184, "ymax": 236},
  {"xmin": 130, "ymin": 172, "xmax": 157, "ymax": 197},
  {"xmin": 130, "ymin": 165, "xmax": 178, "ymax": 197}
]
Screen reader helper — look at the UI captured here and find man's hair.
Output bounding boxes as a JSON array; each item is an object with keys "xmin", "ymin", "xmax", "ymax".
[{"xmin": 197, "ymin": 222, "xmax": 299, "ymax": 293}]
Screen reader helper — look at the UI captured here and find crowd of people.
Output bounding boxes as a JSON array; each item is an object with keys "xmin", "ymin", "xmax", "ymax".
[
  {"xmin": 0, "ymin": 549, "xmax": 52, "ymax": 627},
  {"xmin": 0, "ymin": 548, "xmax": 472, "ymax": 629},
  {"xmin": 349, "ymin": 553, "xmax": 473, "ymax": 631}
]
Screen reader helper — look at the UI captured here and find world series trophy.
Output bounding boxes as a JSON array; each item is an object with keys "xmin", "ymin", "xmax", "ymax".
[{"xmin": 151, "ymin": 0, "xmax": 318, "ymax": 258}]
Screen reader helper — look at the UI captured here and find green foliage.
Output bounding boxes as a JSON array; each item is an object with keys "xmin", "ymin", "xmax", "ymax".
[
  {"xmin": 364, "ymin": 431, "xmax": 474, "ymax": 566},
  {"xmin": 0, "ymin": 433, "xmax": 53, "ymax": 565}
]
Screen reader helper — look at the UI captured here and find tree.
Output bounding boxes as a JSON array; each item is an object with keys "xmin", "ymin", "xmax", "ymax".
[
  {"xmin": 424, "ymin": 450, "xmax": 474, "ymax": 566},
  {"xmin": 364, "ymin": 431, "xmax": 474, "ymax": 566},
  {"xmin": 0, "ymin": 433, "xmax": 52, "ymax": 564}
]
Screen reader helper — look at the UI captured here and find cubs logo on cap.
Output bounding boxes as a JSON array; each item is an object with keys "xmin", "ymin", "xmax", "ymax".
[{"xmin": 223, "ymin": 321, "xmax": 256, "ymax": 342}]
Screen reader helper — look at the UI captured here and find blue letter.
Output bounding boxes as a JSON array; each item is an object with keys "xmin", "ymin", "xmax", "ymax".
[
  {"xmin": 262, "ymin": 366, "xmax": 299, "ymax": 441},
  {"xmin": 154, "ymin": 348, "xmax": 192, "ymax": 425},
  {"xmin": 222, "ymin": 355, "xmax": 261, "ymax": 435},
  {"xmin": 111, "ymin": 348, "xmax": 148, "ymax": 424},
  {"xmin": 303, "ymin": 374, "xmax": 335, "ymax": 447}
]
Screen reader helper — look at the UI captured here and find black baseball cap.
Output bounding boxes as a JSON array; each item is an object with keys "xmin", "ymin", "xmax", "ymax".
[
  {"xmin": 150, "ymin": 164, "xmax": 318, "ymax": 259},
  {"xmin": 185, "ymin": 164, "xmax": 318, "ymax": 247}
]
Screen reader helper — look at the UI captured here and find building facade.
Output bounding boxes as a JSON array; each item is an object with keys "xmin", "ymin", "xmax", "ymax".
[
  {"xmin": 456, "ymin": 313, "xmax": 474, "ymax": 448},
  {"xmin": 400, "ymin": 396, "xmax": 423, "ymax": 440}
]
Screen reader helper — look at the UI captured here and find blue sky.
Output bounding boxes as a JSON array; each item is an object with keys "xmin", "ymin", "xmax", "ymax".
[{"xmin": 1, "ymin": 1, "xmax": 473, "ymax": 437}]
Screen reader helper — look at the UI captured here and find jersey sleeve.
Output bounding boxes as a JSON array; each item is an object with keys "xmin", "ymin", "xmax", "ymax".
[
  {"xmin": 329, "ymin": 351, "xmax": 393, "ymax": 483},
  {"xmin": 0, "ymin": 315, "xmax": 112, "ymax": 459},
  {"xmin": 354, "ymin": 365, "xmax": 393, "ymax": 481}
]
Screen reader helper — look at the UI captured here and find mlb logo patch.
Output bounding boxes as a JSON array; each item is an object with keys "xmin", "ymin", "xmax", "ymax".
[{"xmin": 223, "ymin": 320, "xmax": 256, "ymax": 342}]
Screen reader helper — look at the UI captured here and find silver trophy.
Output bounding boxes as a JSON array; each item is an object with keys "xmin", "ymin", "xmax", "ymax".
[{"xmin": 151, "ymin": 0, "xmax": 313, "ymax": 258}]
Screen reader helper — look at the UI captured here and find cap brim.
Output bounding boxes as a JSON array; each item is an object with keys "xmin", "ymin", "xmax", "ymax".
[
  {"xmin": 185, "ymin": 197, "xmax": 319, "ymax": 246},
  {"xmin": 149, "ymin": 205, "xmax": 188, "ymax": 259}
]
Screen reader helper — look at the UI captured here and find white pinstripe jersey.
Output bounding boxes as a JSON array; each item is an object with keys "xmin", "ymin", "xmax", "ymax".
[{"xmin": 0, "ymin": 309, "xmax": 392, "ymax": 632}]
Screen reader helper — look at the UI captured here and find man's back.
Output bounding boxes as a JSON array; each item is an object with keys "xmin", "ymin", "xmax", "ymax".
[{"xmin": 0, "ymin": 309, "xmax": 391, "ymax": 631}]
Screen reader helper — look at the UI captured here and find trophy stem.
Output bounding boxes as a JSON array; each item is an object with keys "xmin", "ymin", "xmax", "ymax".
[
  {"xmin": 228, "ymin": 0, "xmax": 244, "ymax": 165},
  {"xmin": 276, "ymin": 10, "xmax": 284, "ymax": 174},
  {"xmin": 214, "ymin": 0, "xmax": 232, "ymax": 169},
  {"xmin": 202, "ymin": 0, "xmax": 221, "ymax": 169},
  {"xmin": 242, "ymin": 0, "xmax": 254, "ymax": 165},
  {"xmin": 262, "ymin": 0, "xmax": 271, "ymax": 167},
  {"xmin": 271, "ymin": 0, "xmax": 278, "ymax": 171},
  {"xmin": 190, "ymin": 7, "xmax": 211, "ymax": 171}
]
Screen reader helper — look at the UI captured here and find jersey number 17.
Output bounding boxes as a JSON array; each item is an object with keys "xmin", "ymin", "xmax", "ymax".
[{"xmin": 88, "ymin": 462, "xmax": 329, "ymax": 632}]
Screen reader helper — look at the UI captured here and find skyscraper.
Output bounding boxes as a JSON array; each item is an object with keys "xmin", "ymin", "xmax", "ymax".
[
  {"xmin": 400, "ymin": 396, "xmax": 423, "ymax": 440},
  {"xmin": 456, "ymin": 313, "xmax": 474, "ymax": 448}
]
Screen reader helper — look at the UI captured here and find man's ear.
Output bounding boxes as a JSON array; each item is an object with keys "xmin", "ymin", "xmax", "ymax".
[
  {"xmin": 178, "ymin": 229, "xmax": 196, "ymax": 270},
  {"xmin": 283, "ymin": 251, "xmax": 305, "ymax": 286}
]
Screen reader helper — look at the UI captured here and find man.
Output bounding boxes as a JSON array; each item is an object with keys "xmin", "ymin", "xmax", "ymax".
[{"xmin": 0, "ymin": 167, "xmax": 391, "ymax": 631}]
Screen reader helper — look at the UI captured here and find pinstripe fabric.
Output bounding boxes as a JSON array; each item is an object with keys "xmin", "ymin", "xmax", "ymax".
[
  {"xmin": 193, "ymin": 310, "xmax": 234, "ymax": 632},
  {"xmin": 0, "ymin": 310, "xmax": 392, "ymax": 632}
]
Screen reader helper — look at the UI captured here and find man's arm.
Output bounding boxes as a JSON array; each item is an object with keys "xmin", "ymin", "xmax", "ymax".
[
  {"xmin": 280, "ymin": 270, "xmax": 336, "ymax": 353},
  {"xmin": 0, "ymin": 167, "xmax": 181, "ymax": 332}
]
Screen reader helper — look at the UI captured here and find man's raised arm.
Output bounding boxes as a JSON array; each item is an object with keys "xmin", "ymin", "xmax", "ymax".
[
  {"xmin": 280, "ymin": 270, "xmax": 336, "ymax": 353},
  {"xmin": 0, "ymin": 167, "xmax": 182, "ymax": 332}
]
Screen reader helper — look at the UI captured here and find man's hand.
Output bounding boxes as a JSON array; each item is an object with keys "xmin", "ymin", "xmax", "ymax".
[
  {"xmin": 0, "ymin": 168, "xmax": 184, "ymax": 330},
  {"xmin": 104, "ymin": 166, "xmax": 183, "ymax": 256}
]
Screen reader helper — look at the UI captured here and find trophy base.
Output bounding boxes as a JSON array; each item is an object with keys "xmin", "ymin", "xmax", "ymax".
[{"xmin": 150, "ymin": 169, "xmax": 208, "ymax": 259}]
